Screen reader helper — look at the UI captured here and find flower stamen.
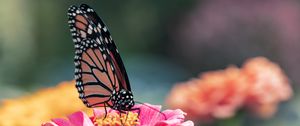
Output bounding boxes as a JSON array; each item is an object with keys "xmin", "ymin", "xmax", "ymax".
[{"xmin": 94, "ymin": 111, "xmax": 140, "ymax": 126}]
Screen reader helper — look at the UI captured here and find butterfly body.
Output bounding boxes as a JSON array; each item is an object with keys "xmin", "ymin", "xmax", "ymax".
[
  {"xmin": 111, "ymin": 89, "xmax": 134, "ymax": 111},
  {"xmin": 67, "ymin": 4, "xmax": 135, "ymax": 113}
]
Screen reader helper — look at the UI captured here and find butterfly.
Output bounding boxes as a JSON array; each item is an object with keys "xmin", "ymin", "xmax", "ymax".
[{"xmin": 67, "ymin": 4, "xmax": 136, "ymax": 114}]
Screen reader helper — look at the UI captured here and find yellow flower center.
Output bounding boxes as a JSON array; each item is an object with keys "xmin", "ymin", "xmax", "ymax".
[{"xmin": 94, "ymin": 111, "xmax": 140, "ymax": 126}]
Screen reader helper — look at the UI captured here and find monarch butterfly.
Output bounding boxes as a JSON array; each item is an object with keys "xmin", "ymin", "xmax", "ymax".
[{"xmin": 67, "ymin": 4, "xmax": 137, "ymax": 114}]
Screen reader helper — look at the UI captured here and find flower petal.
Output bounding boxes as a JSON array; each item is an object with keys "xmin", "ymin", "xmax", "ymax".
[
  {"xmin": 93, "ymin": 108, "xmax": 106, "ymax": 117},
  {"xmin": 179, "ymin": 121, "xmax": 194, "ymax": 126},
  {"xmin": 162, "ymin": 109, "xmax": 185, "ymax": 120},
  {"xmin": 134, "ymin": 103, "xmax": 164, "ymax": 125},
  {"xmin": 51, "ymin": 118, "xmax": 72, "ymax": 126},
  {"xmin": 154, "ymin": 109, "xmax": 187, "ymax": 126},
  {"xmin": 41, "ymin": 122, "xmax": 59, "ymax": 126},
  {"xmin": 67, "ymin": 111, "xmax": 94, "ymax": 126}
]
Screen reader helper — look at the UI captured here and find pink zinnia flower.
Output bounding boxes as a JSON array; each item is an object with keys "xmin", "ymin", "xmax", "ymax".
[{"xmin": 42, "ymin": 103, "xmax": 194, "ymax": 126}]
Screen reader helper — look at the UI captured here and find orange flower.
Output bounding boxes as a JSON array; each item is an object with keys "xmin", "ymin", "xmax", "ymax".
[
  {"xmin": 166, "ymin": 57, "xmax": 293, "ymax": 121},
  {"xmin": 242, "ymin": 57, "xmax": 293, "ymax": 118},
  {"xmin": 0, "ymin": 80, "xmax": 91, "ymax": 126},
  {"xmin": 167, "ymin": 67, "xmax": 248, "ymax": 120}
]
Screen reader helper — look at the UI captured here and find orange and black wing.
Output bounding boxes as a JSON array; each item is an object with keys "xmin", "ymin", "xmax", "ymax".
[
  {"xmin": 79, "ymin": 4, "xmax": 131, "ymax": 91},
  {"xmin": 67, "ymin": 5, "xmax": 130, "ymax": 107}
]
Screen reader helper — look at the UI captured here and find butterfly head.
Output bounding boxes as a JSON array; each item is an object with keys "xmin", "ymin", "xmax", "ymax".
[{"xmin": 111, "ymin": 89, "xmax": 135, "ymax": 111}]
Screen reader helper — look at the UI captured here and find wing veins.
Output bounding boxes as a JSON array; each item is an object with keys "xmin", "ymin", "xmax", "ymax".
[
  {"xmin": 91, "ymin": 49, "xmax": 105, "ymax": 69},
  {"xmin": 82, "ymin": 51, "xmax": 114, "ymax": 91},
  {"xmin": 85, "ymin": 94, "xmax": 110, "ymax": 98},
  {"xmin": 81, "ymin": 73, "xmax": 113, "ymax": 92},
  {"xmin": 79, "ymin": 59, "xmax": 103, "ymax": 71}
]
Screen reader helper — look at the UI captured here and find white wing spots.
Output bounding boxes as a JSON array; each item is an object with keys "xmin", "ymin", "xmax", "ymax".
[
  {"xmin": 111, "ymin": 64, "xmax": 114, "ymax": 71},
  {"xmin": 87, "ymin": 28, "xmax": 92, "ymax": 34},
  {"xmin": 116, "ymin": 49, "xmax": 119, "ymax": 53},
  {"xmin": 77, "ymin": 86, "xmax": 83, "ymax": 92},
  {"xmin": 105, "ymin": 37, "xmax": 109, "ymax": 43},
  {"xmin": 76, "ymin": 81, "xmax": 81, "ymax": 86},
  {"xmin": 80, "ymin": 30, "xmax": 87, "ymax": 38},
  {"xmin": 103, "ymin": 27, "xmax": 107, "ymax": 32},
  {"xmin": 88, "ymin": 25, "xmax": 93, "ymax": 30},
  {"xmin": 96, "ymin": 38, "xmax": 101, "ymax": 44},
  {"xmin": 106, "ymin": 48, "xmax": 110, "ymax": 54},
  {"xmin": 98, "ymin": 23, "xmax": 102, "ymax": 28},
  {"xmin": 103, "ymin": 54, "xmax": 107, "ymax": 60},
  {"xmin": 97, "ymin": 27, "xmax": 101, "ymax": 32},
  {"xmin": 70, "ymin": 27, "xmax": 76, "ymax": 32},
  {"xmin": 87, "ymin": 8, "xmax": 92, "ymax": 12}
]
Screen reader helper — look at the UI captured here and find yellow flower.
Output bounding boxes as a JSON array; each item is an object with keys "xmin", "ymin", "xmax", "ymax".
[
  {"xmin": 94, "ymin": 111, "xmax": 140, "ymax": 126},
  {"xmin": 0, "ymin": 80, "xmax": 91, "ymax": 126}
]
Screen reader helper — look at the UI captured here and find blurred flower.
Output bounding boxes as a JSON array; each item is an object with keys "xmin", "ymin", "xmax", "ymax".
[
  {"xmin": 242, "ymin": 57, "xmax": 293, "ymax": 118},
  {"xmin": 0, "ymin": 80, "xmax": 90, "ymax": 126},
  {"xmin": 166, "ymin": 57, "xmax": 292, "ymax": 121},
  {"xmin": 42, "ymin": 103, "xmax": 194, "ymax": 126},
  {"xmin": 169, "ymin": 0, "xmax": 300, "ymax": 87},
  {"xmin": 167, "ymin": 67, "xmax": 248, "ymax": 121}
]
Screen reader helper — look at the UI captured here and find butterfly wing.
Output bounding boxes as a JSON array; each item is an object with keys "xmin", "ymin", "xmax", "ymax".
[
  {"xmin": 68, "ymin": 5, "xmax": 117, "ymax": 107},
  {"xmin": 67, "ymin": 5, "xmax": 131, "ymax": 107},
  {"xmin": 79, "ymin": 4, "xmax": 131, "ymax": 91}
]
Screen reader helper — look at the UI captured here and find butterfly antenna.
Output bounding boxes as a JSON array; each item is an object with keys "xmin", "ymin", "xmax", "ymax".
[{"xmin": 134, "ymin": 101, "xmax": 167, "ymax": 120}]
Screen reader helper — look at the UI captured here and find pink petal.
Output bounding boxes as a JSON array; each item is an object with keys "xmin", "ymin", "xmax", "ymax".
[
  {"xmin": 154, "ymin": 109, "xmax": 187, "ymax": 126},
  {"xmin": 162, "ymin": 109, "xmax": 186, "ymax": 120},
  {"xmin": 93, "ymin": 108, "xmax": 106, "ymax": 117},
  {"xmin": 93, "ymin": 108, "xmax": 119, "ymax": 118},
  {"xmin": 67, "ymin": 111, "xmax": 94, "ymax": 126},
  {"xmin": 179, "ymin": 121, "xmax": 194, "ymax": 126},
  {"xmin": 52, "ymin": 118, "xmax": 72, "ymax": 126},
  {"xmin": 135, "ymin": 103, "xmax": 165, "ymax": 125},
  {"xmin": 154, "ymin": 119, "xmax": 182, "ymax": 126},
  {"xmin": 41, "ymin": 122, "xmax": 59, "ymax": 126}
]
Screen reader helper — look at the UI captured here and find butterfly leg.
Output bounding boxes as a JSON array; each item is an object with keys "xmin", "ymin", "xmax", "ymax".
[
  {"xmin": 130, "ymin": 107, "xmax": 141, "ymax": 118},
  {"xmin": 117, "ymin": 110, "xmax": 127, "ymax": 125},
  {"xmin": 102, "ymin": 103, "xmax": 108, "ymax": 120}
]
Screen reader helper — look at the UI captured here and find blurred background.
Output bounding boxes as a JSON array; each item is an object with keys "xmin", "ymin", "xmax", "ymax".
[{"xmin": 0, "ymin": 0, "xmax": 299, "ymax": 126}]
